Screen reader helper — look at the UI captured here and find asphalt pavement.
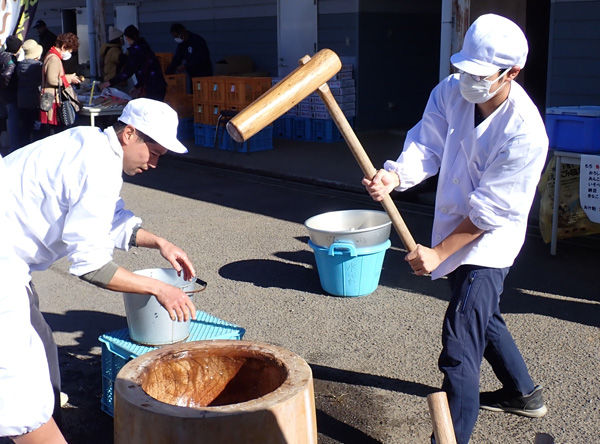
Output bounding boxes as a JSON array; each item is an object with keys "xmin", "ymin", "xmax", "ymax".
[{"xmin": 4, "ymin": 133, "xmax": 600, "ymax": 443}]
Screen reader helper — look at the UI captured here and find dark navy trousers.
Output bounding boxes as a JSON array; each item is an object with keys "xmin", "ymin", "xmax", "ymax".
[{"xmin": 439, "ymin": 265, "xmax": 534, "ymax": 444}]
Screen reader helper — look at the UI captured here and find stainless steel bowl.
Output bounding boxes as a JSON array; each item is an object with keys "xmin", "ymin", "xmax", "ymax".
[{"xmin": 304, "ymin": 209, "xmax": 392, "ymax": 248}]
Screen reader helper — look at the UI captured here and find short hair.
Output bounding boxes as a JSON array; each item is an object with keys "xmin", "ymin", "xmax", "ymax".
[
  {"xmin": 170, "ymin": 23, "xmax": 185, "ymax": 35},
  {"xmin": 113, "ymin": 120, "xmax": 156, "ymax": 144},
  {"xmin": 54, "ymin": 33, "xmax": 79, "ymax": 51},
  {"xmin": 123, "ymin": 25, "xmax": 140, "ymax": 41}
]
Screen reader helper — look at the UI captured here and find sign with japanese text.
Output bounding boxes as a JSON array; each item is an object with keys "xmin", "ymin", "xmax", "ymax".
[
  {"xmin": 580, "ymin": 154, "xmax": 600, "ymax": 223},
  {"xmin": 0, "ymin": 0, "xmax": 38, "ymax": 48}
]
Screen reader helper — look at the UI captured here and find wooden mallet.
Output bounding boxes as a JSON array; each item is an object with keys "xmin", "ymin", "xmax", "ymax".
[
  {"xmin": 427, "ymin": 392, "xmax": 457, "ymax": 444},
  {"xmin": 227, "ymin": 48, "xmax": 417, "ymax": 253}
]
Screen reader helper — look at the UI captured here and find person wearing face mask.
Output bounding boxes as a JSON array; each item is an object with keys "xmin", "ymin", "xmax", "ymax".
[
  {"xmin": 165, "ymin": 23, "xmax": 212, "ymax": 82},
  {"xmin": 362, "ymin": 14, "xmax": 548, "ymax": 444},
  {"xmin": 40, "ymin": 33, "xmax": 81, "ymax": 137},
  {"xmin": 99, "ymin": 25, "xmax": 166, "ymax": 101},
  {"xmin": 100, "ymin": 26, "xmax": 127, "ymax": 86}
]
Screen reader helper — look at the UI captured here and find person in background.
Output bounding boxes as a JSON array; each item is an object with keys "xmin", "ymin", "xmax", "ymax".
[
  {"xmin": 100, "ymin": 26, "xmax": 126, "ymax": 88},
  {"xmin": 16, "ymin": 39, "xmax": 44, "ymax": 148},
  {"xmin": 32, "ymin": 20, "xmax": 57, "ymax": 60},
  {"xmin": 40, "ymin": 33, "xmax": 81, "ymax": 137},
  {"xmin": 362, "ymin": 14, "xmax": 547, "ymax": 444},
  {"xmin": 2, "ymin": 98, "xmax": 196, "ymax": 437},
  {"xmin": 0, "ymin": 35, "xmax": 23, "ymax": 153},
  {"xmin": 166, "ymin": 23, "xmax": 212, "ymax": 84},
  {"xmin": 99, "ymin": 25, "xmax": 166, "ymax": 101}
]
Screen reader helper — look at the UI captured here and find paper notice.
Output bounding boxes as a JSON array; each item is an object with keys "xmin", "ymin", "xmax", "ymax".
[{"xmin": 580, "ymin": 154, "xmax": 600, "ymax": 223}]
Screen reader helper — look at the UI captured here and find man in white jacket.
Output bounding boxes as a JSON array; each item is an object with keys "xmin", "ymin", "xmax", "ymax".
[
  {"xmin": 2, "ymin": 98, "xmax": 196, "ymax": 441},
  {"xmin": 0, "ymin": 155, "xmax": 67, "ymax": 443},
  {"xmin": 363, "ymin": 14, "xmax": 548, "ymax": 444}
]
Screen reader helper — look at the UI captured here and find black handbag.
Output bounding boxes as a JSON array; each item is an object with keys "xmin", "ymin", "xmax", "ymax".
[{"xmin": 58, "ymin": 83, "xmax": 79, "ymax": 126}]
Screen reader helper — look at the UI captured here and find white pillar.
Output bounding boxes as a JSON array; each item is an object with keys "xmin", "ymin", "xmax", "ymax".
[{"xmin": 439, "ymin": 0, "xmax": 470, "ymax": 82}]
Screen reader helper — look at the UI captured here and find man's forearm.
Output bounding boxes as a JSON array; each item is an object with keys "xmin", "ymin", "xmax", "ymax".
[
  {"xmin": 433, "ymin": 217, "xmax": 485, "ymax": 262},
  {"xmin": 134, "ymin": 228, "xmax": 168, "ymax": 250}
]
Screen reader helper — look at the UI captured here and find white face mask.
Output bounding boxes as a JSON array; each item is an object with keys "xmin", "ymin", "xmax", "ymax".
[
  {"xmin": 459, "ymin": 68, "xmax": 511, "ymax": 104},
  {"xmin": 61, "ymin": 51, "xmax": 72, "ymax": 61},
  {"xmin": 174, "ymin": 37, "xmax": 183, "ymax": 44}
]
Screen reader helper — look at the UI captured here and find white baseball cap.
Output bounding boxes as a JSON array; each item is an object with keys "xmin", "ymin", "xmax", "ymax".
[
  {"xmin": 119, "ymin": 98, "xmax": 188, "ymax": 154},
  {"xmin": 450, "ymin": 14, "xmax": 528, "ymax": 77}
]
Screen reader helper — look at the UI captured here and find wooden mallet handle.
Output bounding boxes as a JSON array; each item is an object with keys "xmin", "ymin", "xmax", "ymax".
[
  {"xmin": 227, "ymin": 49, "xmax": 417, "ymax": 252},
  {"xmin": 427, "ymin": 392, "xmax": 457, "ymax": 444},
  {"xmin": 301, "ymin": 57, "xmax": 417, "ymax": 252}
]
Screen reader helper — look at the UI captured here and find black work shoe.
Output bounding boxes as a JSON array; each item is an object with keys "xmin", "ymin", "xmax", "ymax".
[{"xmin": 480, "ymin": 385, "xmax": 547, "ymax": 418}]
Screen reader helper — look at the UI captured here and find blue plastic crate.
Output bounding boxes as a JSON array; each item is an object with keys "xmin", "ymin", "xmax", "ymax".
[
  {"xmin": 274, "ymin": 116, "xmax": 293, "ymax": 139},
  {"xmin": 193, "ymin": 124, "xmax": 217, "ymax": 148},
  {"xmin": 219, "ymin": 126, "xmax": 273, "ymax": 153},
  {"xmin": 99, "ymin": 311, "xmax": 245, "ymax": 417},
  {"xmin": 203, "ymin": 124, "xmax": 217, "ymax": 147},
  {"xmin": 193, "ymin": 123, "xmax": 205, "ymax": 146},
  {"xmin": 292, "ymin": 117, "xmax": 312, "ymax": 140},
  {"xmin": 311, "ymin": 119, "xmax": 343, "ymax": 143},
  {"xmin": 546, "ymin": 106, "xmax": 600, "ymax": 153},
  {"xmin": 177, "ymin": 118, "xmax": 194, "ymax": 141}
]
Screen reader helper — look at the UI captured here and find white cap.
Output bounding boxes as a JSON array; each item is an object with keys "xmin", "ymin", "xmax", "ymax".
[
  {"xmin": 450, "ymin": 14, "xmax": 528, "ymax": 77},
  {"xmin": 119, "ymin": 98, "xmax": 188, "ymax": 154}
]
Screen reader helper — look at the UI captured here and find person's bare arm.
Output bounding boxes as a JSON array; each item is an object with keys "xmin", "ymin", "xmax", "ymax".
[
  {"xmin": 106, "ymin": 266, "xmax": 196, "ymax": 321},
  {"xmin": 134, "ymin": 228, "xmax": 196, "ymax": 281},
  {"xmin": 406, "ymin": 217, "xmax": 484, "ymax": 275}
]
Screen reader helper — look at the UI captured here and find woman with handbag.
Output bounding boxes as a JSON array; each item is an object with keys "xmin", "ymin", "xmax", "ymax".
[{"xmin": 40, "ymin": 33, "xmax": 81, "ymax": 137}]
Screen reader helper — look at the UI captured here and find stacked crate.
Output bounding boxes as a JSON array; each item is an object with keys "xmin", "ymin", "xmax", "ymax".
[
  {"xmin": 273, "ymin": 63, "xmax": 356, "ymax": 143},
  {"xmin": 163, "ymin": 73, "xmax": 194, "ymax": 140},
  {"xmin": 192, "ymin": 76, "xmax": 226, "ymax": 127},
  {"xmin": 192, "ymin": 76, "xmax": 273, "ymax": 151},
  {"xmin": 155, "ymin": 52, "xmax": 173, "ymax": 74}
]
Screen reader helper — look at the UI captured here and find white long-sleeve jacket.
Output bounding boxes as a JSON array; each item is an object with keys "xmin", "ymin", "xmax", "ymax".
[
  {"xmin": 0, "ymin": 155, "xmax": 55, "ymax": 437},
  {"xmin": 384, "ymin": 74, "xmax": 548, "ymax": 279},
  {"xmin": 4, "ymin": 126, "xmax": 142, "ymax": 276}
]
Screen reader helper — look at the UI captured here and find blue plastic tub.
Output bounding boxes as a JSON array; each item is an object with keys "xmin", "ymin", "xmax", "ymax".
[
  {"xmin": 545, "ymin": 106, "xmax": 600, "ymax": 153},
  {"xmin": 308, "ymin": 239, "xmax": 391, "ymax": 297}
]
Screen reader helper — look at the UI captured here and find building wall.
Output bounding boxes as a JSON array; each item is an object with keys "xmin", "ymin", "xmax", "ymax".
[
  {"xmin": 357, "ymin": 4, "xmax": 440, "ymax": 130},
  {"xmin": 546, "ymin": 0, "xmax": 600, "ymax": 107}
]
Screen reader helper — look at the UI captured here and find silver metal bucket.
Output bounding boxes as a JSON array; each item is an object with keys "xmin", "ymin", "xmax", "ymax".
[
  {"xmin": 304, "ymin": 209, "xmax": 392, "ymax": 248},
  {"xmin": 123, "ymin": 268, "xmax": 195, "ymax": 346}
]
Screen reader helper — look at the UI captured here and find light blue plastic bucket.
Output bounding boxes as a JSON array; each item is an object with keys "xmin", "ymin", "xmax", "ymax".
[{"xmin": 308, "ymin": 239, "xmax": 391, "ymax": 297}]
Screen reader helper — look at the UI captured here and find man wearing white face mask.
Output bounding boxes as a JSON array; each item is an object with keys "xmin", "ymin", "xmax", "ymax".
[
  {"xmin": 166, "ymin": 23, "xmax": 212, "ymax": 80},
  {"xmin": 363, "ymin": 14, "xmax": 548, "ymax": 444}
]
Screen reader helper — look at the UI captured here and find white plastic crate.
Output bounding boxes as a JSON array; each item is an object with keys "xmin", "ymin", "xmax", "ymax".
[{"xmin": 99, "ymin": 311, "xmax": 245, "ymax": 417}]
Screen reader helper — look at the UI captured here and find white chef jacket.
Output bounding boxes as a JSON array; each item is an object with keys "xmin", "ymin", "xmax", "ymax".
[
  {"xmin": 4, "ymin": 126, "xmax": 142, "ymax": 276},
  {"xmin": 0, "ymin": 156, "xmax": 54, "ymax": 437},
  {"xmin": 384, "ymin": 74, "xmax": 548, "ymax": 279}
]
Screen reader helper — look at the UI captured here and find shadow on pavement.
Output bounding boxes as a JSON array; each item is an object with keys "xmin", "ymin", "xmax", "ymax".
[{"xmin": 311, "ymin": 363, "xmax": 437, "ymax": 398}]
